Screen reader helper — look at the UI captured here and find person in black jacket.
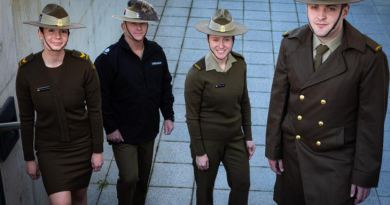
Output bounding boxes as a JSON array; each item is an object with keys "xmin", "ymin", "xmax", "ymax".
[{"xmin": 94, "ymin": 1, "xmax": 174, "ymax": 204}]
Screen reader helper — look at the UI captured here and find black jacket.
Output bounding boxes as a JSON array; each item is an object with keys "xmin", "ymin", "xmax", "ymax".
[{"xmin": 95, "ymin": 35, "xmax": 174, "ymax": 144}]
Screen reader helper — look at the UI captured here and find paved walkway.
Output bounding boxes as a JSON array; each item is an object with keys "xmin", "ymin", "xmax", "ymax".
[{"xmin": 87, "ymin": 0, "xmax": 390, "ymax": 204}]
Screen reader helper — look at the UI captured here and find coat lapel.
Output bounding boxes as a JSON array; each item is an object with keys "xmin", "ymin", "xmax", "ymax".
[
  {"xmin": 302, "ymin": 46, "xmax": 346, "ymax": 89},
  {"xmin": 290, "ymin": 42, "xmax": 315, "ymax": 86}
]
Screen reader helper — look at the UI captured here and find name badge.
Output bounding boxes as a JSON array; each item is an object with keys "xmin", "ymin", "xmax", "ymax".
[
  {"xmin": 151, "ymin": 61, "xmax": 163, "ymax": 67},
  {"xmin": 36, "ymin": 86, "xmax": 50, "ymax": 92},
  {"xmin": 215, "ymin": 83, "xmax": 225, "ymax": 88}
]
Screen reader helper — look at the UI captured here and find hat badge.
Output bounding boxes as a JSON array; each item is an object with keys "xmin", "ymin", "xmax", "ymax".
[
  {"xmin": 57, "ymin": 19, "xmax": 63, "ymax": 27},
  {"xmin": 220, "ymin": 25, "xmax": 226, "ymax": 33},
  {"xmin": 39, "ymin": 14, "xmax": 43, "ymax": 22}
]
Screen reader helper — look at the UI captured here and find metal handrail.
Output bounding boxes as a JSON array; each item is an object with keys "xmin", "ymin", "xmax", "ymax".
[{"xmin": 0, "ymin": 122, "xmax": 20, "ymax": 132}]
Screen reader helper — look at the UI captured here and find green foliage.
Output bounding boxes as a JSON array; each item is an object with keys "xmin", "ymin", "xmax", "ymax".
[{"xmin": 97, "ymin": 179, "xmax": 109, "ymax": 189}]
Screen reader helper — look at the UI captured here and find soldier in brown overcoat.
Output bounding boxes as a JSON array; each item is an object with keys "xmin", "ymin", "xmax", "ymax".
[{"xmin": 265, "ymin": 0, "xmax": 389, "ymax": 205}]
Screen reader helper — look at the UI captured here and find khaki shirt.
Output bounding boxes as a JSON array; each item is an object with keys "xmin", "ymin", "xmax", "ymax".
[
  {"xmin": 205, "ymin": 51, "xmax": 237, "ymax": 72},
  {"xmin": 313, "ymin": 29, "xmax": 344, "ymax": 63}
]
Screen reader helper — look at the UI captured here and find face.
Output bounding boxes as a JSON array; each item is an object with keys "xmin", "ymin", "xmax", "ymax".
[
  {"xmin": 122, "ymin": 21, "xmax": 148, "ymax": 41},
  {"xmin": 307, "ymin": 4, "xmax": 350, "ymax": 41},
  {"xmin": 207, "ymin": 35, "xmax": 233, "ymax": 60},
  {"xmin": 38, "ymin": 28, "xmax": 69, "ymax": 51}
]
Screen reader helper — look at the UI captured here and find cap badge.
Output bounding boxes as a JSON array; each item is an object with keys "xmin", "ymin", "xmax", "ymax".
[
  {"xmin": 57, "ymin": 19, "xmax": 63, "ymax": 27},
  {"xmin": 220, "ymin": 25, "xmax": 226, "ymax": 32},
  {"xmin": 39, "ymin": 14, "xmax": 43, "ymax": 22}
]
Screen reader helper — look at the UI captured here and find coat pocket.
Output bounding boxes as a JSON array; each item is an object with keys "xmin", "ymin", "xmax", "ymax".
[{"xmin": 313, "ymin": 126, "xmax": 345, "ymax": 152}]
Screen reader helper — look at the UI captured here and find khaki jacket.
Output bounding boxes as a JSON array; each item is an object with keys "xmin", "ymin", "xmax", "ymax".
[{"xmin": 266, "ymin": 21, "xmax": 389, "ymax": 205}]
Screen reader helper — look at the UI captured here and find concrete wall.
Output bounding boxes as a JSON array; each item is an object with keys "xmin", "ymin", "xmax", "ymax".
[{"xmin": 0, "ymin": 0, "xmax": 127, "ymax": 204}]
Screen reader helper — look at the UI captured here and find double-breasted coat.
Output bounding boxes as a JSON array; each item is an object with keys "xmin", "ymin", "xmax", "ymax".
[{"xmin": 265, "ymin": 20, "xmax": 389, "ymax": 205}]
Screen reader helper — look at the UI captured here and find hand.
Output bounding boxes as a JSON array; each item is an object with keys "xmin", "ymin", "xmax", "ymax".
[
  {"xmin": 246, "ymin": 141, "xmax": 256, "ymax": 160},
  {"xmin": 268, "ymin": 159, "xmax": 284, "ymax": 175},
  {"xmin": 107, "ymin": 129, "xmax": 124, "ymax": 143},
  {"xmin": 350, "ymin": 184, "xmax": 371, "ymax": 204},
  {"xmin": 163, "ymin": 120, "xmax": 174, "ymax": 135},
  {"xmin": 196, "ymin": 154, "xmax": 209, "ymax": 171},
  {"xmin": 91, "ymin": 153, "xmax": 104, "ymax": 172},
  {"xmin": 26, "ymin": 160, "xmax": 40, "ymax": 180}
]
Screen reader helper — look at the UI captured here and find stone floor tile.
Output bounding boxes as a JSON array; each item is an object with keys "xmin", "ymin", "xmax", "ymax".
[
  {"xmin": 160, "ymin": 16, "xmax": 188, "ymax": 27},
  {"xmin": 270, "ymin": 0, "xmax": 295, "ymax": 3},
  {"xmin": 248, "ymin": 191, "xmax": 277, "ymax": 205},
  {"xmin": 272, "ymin": 21, "xmax": 299, "ymax": 32},
  {"xmin": 90, "ymin": 160, "xmax": 112, "ymax": 184},
  {"xmin": 154, "ymin": 36, "xmax": 184, "ymax": 48},
  {"xmin": 352, "ymin": 14, "xmax": 383, "ymax": 24},
  {"xmin": 218, "ymin": 1, "xmax": 243, "ymax": 10},
  {"xmin": 350, "ymin": 5, "xmax": 378, "ymax": 15},
  {"xmin": 249, "ymin": 92, "xmax": 271, "ymax": 108},
  {"xmin": 271, "ymin": 3, "xmax": 296, "ymax": 12},
  {"xmin": 381, "ymin": 15, "xmax": 390, "ymax": 24},
  {"xmin": 156, "ymin": 141, "xmax": 192, "ymax": 163},
  {"xmin": 103, "ymin": 141, "xmax": 114, "ymax": 161},
  {"xmin": 190, "ymin": 8, "xmax": 215, "ymax": 18},
  {"xmin": 233, "ymin": 40, "xmax": 244, "ymax": 53},
  {"xmin": 374, "ymin": 0, "xmax": 390, "ymax": 6},
  {"xmin": 245, "ymin": 2, "xmax": 270, "ymax": 12},
  {"xmin": 106, "ymin": 161, "xmax": 119, "ymax": 184},
  {"xmin": 244, "ymin": 20, "xmax": 272, "ymax": 31},
  {"xmin": 156, "ymin": 26, "xmax": 186, "ymax": 37},
  {"xmin": 214, "ymin": 166, "xmax": 230, "ymax": 189},
  {"xmin": 161, "ymin": 122, "xmax": 190, "ymax": 142},
  {"xmin": 177, "ymin": 61, "xmax": 194, "ymax": 74},
  {"xmin": 377, "ymin": 172, "xmax": 390, "ymax": 196},
  {"xmin": 250, "ymin": 167, "xmax": 276, "ymax": 191},
  {"xmin": 244, "ymin": 52, "xmax": 274, "ymax": 65},
  {"xmin": 298, "ymin": 13, "xmax": 309, "ymax": 23},
  {"xmin": 179, "ymin": 49, "xmax": 209, "ymax": 62},
  {"xmin": 244, "ymin": 30, "xmax": 272, "ymax": 41},
  {"xmin": 173, "ymin": 74, "xmax": 186, "ymax": 89},
  {"xmin": 244, "ymin": 41, "xmax": 273, "ymax": 52},
  {"xmin": 381, "ymin": 151, "xmax": 390, "ymax": 171},
  {"xmin": 247, "ymin": 78, "xmax": 273, "ymax": 92},
  {"xmin": 273, "ymin": 32, "xmax": 284, "ymax": 44},
  {"xmin": 192, "ymin": 1, "xmax": 218, "ymax": 9},
  {"xmin": 162, "ymin": 7, "xmax": 190, "ymax": 17},
  {"xmin": 173, "ymin": 104, "xmax": 186, "ymax": 122},
  {"xmin": 252, "ymin": 126, "xmax": 267, "ymax": 145},
  {"xmin": 367, "ymin": 34, "xmax": 390, "ymax": 46},
  {"xmin": 163, "ymin": 48, "xmax": 181, "ymax": 61},
  {"xmin": 274, "ymin": 42, "xmax": 281, "ymax": 54},
  {"xmin": 168, "ymin": 60, "xmax": 178, "ymax": 74},
  {"xmin": 172, "ymin": 88, "xmax": 185, "ymax": 105},
  {"xmin": 98, "ymin": 185, "xmax": 118, "ymax": 205},
  {"xmin": 146, "ymin": 187, "xmax": 193, "ymax": 205},
  {"xmin": 149, "ymin": 163, "xmax": 194, "ymax": 187},
  {"xmin": 87, "ymin": 184, "xmax": 101, "ymax": 205},
  {"xmin": 271, "ymin": 12, "xmax": 298, "ymax": 22},
  {"xmin": 247, "ymin": 64, "xmax": 275, "ymax": 78},
  {"xmin": 376, "ymin": 5, "xmax": 390, "ymax": 15},
  {"xmin": 250, "ymin": 146, "xmax": 268, "ymax": 167},
  {"xmin": 166, "ymin": 0, "xmax": 192, "ymax": 8},
  {"xmin": 185, "ymin": 27, "xmax": 206, "ymax": 39},
  {"xmin": 384, "ymin": 131, "xmax": 390, "ymax": 151},
  {"xmin": 183, "ymin": 38, "xmax": 209, "ymax": 49},
  {"xmin": 252, "ymin": 108, "xmax": 269, "ymax": 126},
  {"xmin": 187, "ymin": 17, "xmax": 209, "ymax": 27},
  {"xmin": 296, "ymin": 4, "xmax": 306, "ymax": 13},
  {"xmin": 360, "ymin": 190, "xmax": 381, "ymax": 205},
  {"xmin": 245, "ymin": 11, "xmax": 271, "ymax": 21},
  {"xmin": 147, "ymin": 0, "xmax": 166, "ymax": 7},
  {"xmin": 379, "ymin": 196, "xmax": 390, "ymax": 204},
  {"xmin": 354, "ymin": 23, "xmax": 388, "ymax": 34}
]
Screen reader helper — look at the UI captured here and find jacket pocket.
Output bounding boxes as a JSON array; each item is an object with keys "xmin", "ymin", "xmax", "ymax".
[{"xmin": 313, "ymin": 126, "xmax": 345, "ymax": 152}]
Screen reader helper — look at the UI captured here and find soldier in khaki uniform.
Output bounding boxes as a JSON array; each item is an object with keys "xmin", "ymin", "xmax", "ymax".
[
  {"xmin": 16, "ymin": 4, "xmax": 104, "ymax": 205},
  {"xmin": 185, "ymin": 9, "xmax": 256, "ymax": 205},
  {"xmin": 266, "ymin": 0, "xmax": 389, "ymax": 204}
]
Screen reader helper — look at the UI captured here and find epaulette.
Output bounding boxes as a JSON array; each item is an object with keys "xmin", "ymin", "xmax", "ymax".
[
  {"xmin": 18, "ymin": 54, "xmax": 34, "ymax": 68},
  {"xmin": 364, "ymin": 35, "xmax": 382, "ymax": 53},
  {"xmin": 282, "ymin": 30, "xmax": 291, "ymax": 37},
  {"xmin": 72, "ymin": 50, "xmax": 90, "ymax": 61},
  {"xmin": 193, "ymin": 57, "xmax": 205, "ymax": 71},
  {"xmin": 102, "ymin": 45, "xmax": 115, "ymax": 55},
  {"xmin": 231, "ymin": 52, "xmax": 244, "ymax": 60},
  {"xmin": 72, "ymin": 50, "xmax": 95, "ymax": 69}
]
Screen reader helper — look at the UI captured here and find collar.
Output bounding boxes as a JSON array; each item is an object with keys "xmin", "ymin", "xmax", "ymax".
[
  {"xmin": 118, "ymin": 34, "xmax": 161, "ymax": 59},
  {"xmin": 313, "ymin": 28, "xmax": 344, "ymax": 53},
  {"xmin": 205, "ymin": 51, "xmax": 236, "ymax": 73},
  {"xmin": 289, "ymin": 20, "xmax": 366, "ymax": 53}
]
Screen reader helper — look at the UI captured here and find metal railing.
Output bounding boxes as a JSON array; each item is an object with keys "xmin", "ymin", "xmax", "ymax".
[{"xmin": 0, "ymin": 122, "xmax": 20, "ymax": 132}]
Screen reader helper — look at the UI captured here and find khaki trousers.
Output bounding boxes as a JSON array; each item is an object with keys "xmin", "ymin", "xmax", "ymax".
[
  {"xmin": 112, "ymin": 140, "xmax": 155, "ymax": 205},
  {"xmin": 191, "ymin": 135, "xmax": 250, "ymax": 205}
]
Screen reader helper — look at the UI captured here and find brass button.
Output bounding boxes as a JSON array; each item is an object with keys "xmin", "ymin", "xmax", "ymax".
[
  {"xmin": 318, "ymin": 121, "xmax": 324, "ymax": 126},
  {"xmin": 316, "ymin": 141, "xmax": 321, "ymax": 146},
  {"xmin": 299, "ymin": 95, "xmax": 305, "ymax": 100},
  {"xmin": 297, "ymin": 115, "xmax": 303, "ymax": 121},
  {"xmin": 296, "ymin": 135, "xmax": 301, "ymax": 140},
  {"xmin": 321, "ymin": 100, "xmax": 326, "ymax": 105}
]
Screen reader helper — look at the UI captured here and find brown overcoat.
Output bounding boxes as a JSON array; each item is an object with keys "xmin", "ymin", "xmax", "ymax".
[{"xmin": 265, "ymin": 21, "xmax": 389, "ymax": 205}]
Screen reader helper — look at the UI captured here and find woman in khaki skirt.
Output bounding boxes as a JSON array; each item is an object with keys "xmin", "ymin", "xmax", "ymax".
[
  {"xmin": 185, "ymin": 9, "xmax": 256, "ymax": 205},
  {"xmin": 16, "ymin": 4, "xmax": 103, "ymax": 205}
]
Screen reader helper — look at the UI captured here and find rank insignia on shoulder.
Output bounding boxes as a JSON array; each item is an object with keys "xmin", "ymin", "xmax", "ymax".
[
  {"xmin": 72, "ymin": 50, "xmax": 89, "ymax": 61},
  {"xmin": 102, "ymin": 48, "xmax": 110, "ymax": 55},
  {"xmin": 364, "ymin": 35, "xmax": 382, "ymax": 53},
  {"xmin": 282, "ymin": 30, "xmax": 290, "ymax": 37},
  {"xmin": 36, "ymin": 86, "xmax": 50, "ymax": 92},
  {"xmin": 215, "ymin": 83, "xmax": 226, "ymax": 88},
  {"xmin": 18, "ymin": 54, "xmax": 34, "ymax": 68},
  {"xmin": 194, "ymin": 64, "xmax": 203, "ymax": 70},
  {"xmin": 91, "ymin": 61, "xmax": 96, "ymax": 70}
]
